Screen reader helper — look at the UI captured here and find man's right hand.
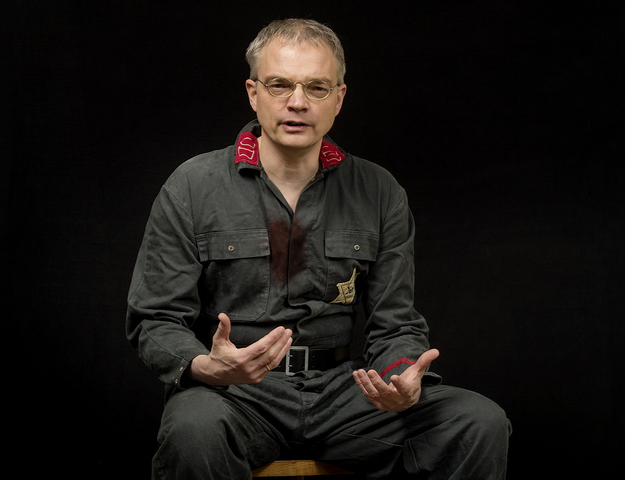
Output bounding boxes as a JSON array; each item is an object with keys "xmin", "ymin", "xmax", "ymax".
[{"xmin": 188, "ymin": 313, "xmax": 293, "ymax": 386}]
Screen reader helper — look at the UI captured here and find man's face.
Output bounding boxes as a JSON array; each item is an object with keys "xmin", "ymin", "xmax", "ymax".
[{"xmin": 246, "ymin": 40, "xmax": 347, "ymax": 156}]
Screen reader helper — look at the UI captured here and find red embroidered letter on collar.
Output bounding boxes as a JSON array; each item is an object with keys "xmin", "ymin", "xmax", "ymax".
[
  {"xmin": 235, "ymin": 132, "xmax": 259, "ymax": 166},
  {"xmin": 320, "ymin": 141, "xmax": 345, "ymax": 168}
]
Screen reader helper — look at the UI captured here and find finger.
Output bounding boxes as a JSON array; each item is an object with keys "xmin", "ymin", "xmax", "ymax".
[
  {"xmin": 246, "ymin": 326, "xmax": 293, "ymax": 363},
  {"xmin": 352, "ymin": 369, "xmax": 371, "ymax": 396},
  {"xmin": 353, "ymin": 370, "xmax": 390, "ymax": 410},
  {"xmin": 389, "ymin": 372, "xmax": 414, "ymax": 397},
  {"xmin": 265, "ymin": 333, "xmax": 293, "ymax": 370},
  {"xmin": 355, "ymin": 369, "xmax": 386, "ymax": 397},
  {"xmin": 366, "ymin": 369, "xmax": 393, "ymax": 395}
]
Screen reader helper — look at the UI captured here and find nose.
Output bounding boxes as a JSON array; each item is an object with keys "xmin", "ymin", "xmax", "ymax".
[{"xmin": 286, "ymin": 83, "xmax": 309, "ymax": 111}]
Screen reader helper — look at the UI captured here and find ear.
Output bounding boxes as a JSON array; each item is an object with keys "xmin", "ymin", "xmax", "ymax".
[
  {"xmin": 246, "ymin": 79, "xmax": 259, "ymax": 112},
  {"xmin": 334, "ymin": 83, "xmax": 347, "ymax": 117}
]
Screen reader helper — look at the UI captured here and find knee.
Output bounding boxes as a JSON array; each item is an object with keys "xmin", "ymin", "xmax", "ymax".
[
  {"xmin": 153, "ymin": 387, "xmax": 266, "ymax": 477},
  {"xmin": 158, "ymin": 387, "xmax": 232, "ymax": 448},
  {"xmin": 457, "ymin": 389, "xmax": 511, "ymax": 441}
]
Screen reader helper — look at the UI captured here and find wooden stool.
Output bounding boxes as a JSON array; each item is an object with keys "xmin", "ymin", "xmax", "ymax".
[{"xmin": 252, "ymin": 459, "xmax": 374, "ymax": 479}]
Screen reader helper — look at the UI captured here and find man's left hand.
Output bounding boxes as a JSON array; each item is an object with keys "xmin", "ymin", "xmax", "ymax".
[{"xmin": 353, "ymin": 349, "xmax": 440, "ymax": 412}]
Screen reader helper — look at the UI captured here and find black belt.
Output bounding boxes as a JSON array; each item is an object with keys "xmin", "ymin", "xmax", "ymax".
[{"xmin": 274, "ymin": 345, "xmax": 350, "ymax": 376}]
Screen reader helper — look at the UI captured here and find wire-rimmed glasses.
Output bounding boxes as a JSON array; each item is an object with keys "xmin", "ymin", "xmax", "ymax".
[{"xmin": 256, "ymin": 77, "xmax": 338, "ymax": 100}]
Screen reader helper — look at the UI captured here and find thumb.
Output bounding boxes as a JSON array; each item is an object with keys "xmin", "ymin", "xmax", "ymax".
[
  {"xmin": 415, "ymin": 348, "xmax": 440, "ymax": 374},
  {"xmin": 212, "ymin": 313, "xmax": 232, "ymax": 345},
  {"xmin": 391, "ymin": 349, "xmax": 440, "ymax": 392}
]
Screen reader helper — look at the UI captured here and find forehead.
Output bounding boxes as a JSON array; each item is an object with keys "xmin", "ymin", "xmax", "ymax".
[{"xmin": 258, "ymin": 39, "xmax": 337, "ymax": 82}]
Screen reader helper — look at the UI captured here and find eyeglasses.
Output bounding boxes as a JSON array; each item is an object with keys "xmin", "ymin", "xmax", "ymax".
[{"xmin": 256, "ymin": 77, "xmax": 338, "ymax": 101}]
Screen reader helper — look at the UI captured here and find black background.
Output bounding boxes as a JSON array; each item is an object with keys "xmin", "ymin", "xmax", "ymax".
[{"xmin": 5, "ymin": 1, "xmax": 624, "ymax": 478}]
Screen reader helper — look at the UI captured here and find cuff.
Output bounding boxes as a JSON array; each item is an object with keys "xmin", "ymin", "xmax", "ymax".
[
  {"xmin": 378, "ymin": 357, "xmax": 443, "ymax": 385},
  {"xmin": 380, "ymin": 357, "xmax": 415, "ymax": 377}
]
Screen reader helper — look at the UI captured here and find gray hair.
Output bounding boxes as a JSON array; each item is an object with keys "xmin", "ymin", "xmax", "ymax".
[{"xmin": 246, "ymin": 18, "xmax": 346, "ymax": 84}]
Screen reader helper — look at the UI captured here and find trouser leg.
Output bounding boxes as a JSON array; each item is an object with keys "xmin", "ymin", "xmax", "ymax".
[
  {"xmin": 311, "ymin": 380, "xmax": 511, "ymax": 480},
  {"xmin": 151, "ymin": 385, "xmax": 285, "ymax": 480},
  {"xmin": 402, "ymin": 385, "xmax": 511, "ymax": 480}
]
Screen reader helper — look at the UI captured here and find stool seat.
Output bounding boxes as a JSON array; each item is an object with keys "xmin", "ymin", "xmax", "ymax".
[{"xmin": 252, "ymin": 459, "xmax": 375, "ymax": 479}]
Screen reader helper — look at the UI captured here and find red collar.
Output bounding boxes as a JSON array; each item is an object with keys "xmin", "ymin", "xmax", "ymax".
[{"xmin": 235, "ymin": 132, "xmax": 345, "ymax": 169}]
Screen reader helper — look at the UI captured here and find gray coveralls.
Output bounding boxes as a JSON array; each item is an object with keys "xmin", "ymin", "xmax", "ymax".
[{"xmin": 126, "ymin": 121, "xmax": 511, "ymax": 479}]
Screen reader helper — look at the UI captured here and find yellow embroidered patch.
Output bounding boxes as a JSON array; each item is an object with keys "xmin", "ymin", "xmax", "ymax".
[{"xmin": 330, "ymin": 267, "xmax": 360, "ymax": 305}]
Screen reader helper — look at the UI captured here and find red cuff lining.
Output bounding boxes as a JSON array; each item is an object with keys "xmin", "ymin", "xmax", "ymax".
[{"xmin": 380, "ymin": 357, "xmax": 415, "ymax": 377}]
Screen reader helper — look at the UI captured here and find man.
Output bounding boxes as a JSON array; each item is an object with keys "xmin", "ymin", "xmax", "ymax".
[{"xmin": 127, "ymin": 18, "xmax": 511, "ymax": 479}]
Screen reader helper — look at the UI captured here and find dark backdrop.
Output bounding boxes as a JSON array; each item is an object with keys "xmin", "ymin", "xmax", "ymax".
[{"xmin": 5, "ymin": 1, "xmax": 624, "ymax": 478}]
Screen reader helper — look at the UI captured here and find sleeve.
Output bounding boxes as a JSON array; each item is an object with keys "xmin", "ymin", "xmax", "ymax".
[
  {"xmin": 125, "ymin": 177, "xmax": 210, "ymax": 388},
  {"xmin": 361, "ymin": 186, "xmax": 441, "ymax": 384}
]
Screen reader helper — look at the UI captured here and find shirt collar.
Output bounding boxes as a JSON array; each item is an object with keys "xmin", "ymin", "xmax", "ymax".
[{"xmin": 234, "ymin": 120, "xmax": 346, "ymax": 171}]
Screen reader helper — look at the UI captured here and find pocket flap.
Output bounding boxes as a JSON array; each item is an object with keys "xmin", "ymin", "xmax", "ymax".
[
  {"xmin": 197, "ymin": 229, "xmax": 270, "ymax": 261},
  {"xmin": 325, "ymin": 230, "xmax": 379, "ymax": 261}
]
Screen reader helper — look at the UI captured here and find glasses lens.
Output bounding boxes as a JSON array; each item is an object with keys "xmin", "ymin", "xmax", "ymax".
[
  {"xmin": 265, "ymin": 78, "xmax": 294, "ymax": 97},
  {"xmin": 305, "ymin": 81, "xmax": 331, "ymax": 99}
]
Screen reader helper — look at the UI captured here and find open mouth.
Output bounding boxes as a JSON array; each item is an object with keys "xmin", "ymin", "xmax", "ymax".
[{"xmin": 284, "ymin": 122, "xmax": 307, "ymax": 127}]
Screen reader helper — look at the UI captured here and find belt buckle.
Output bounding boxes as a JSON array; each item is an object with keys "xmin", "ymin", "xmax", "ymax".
[{"xmin": 285, "ymin": 346, "xmax": 309, "ymax": 376}]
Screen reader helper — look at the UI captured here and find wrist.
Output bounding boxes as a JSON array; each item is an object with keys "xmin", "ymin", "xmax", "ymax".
[{"xmin": 188, "ymin": 354, "xmax": 213, "ymax": 383}]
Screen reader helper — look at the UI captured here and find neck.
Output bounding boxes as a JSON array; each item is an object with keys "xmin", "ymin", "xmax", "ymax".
[
  {"xmin": 257, "ymin": 136, "xmax": 320, "ymax": 212},
  {"xmin": 258, "ymin": 136, "xmax": 320, "ymax": 184}
]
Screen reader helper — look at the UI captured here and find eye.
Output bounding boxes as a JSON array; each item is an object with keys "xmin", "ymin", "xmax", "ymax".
[
  {"xmin": 266, "ymin": 78, "xmax": 293, "ymax": 96},
  {"xmin": 306, "ymin": 81, "xmax": 331, "ymax": 99}
]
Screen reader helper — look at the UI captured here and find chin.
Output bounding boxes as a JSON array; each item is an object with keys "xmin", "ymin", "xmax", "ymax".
[{"xmin": 278, "ymin": 135, "xmax": 319, "ymax": 150}]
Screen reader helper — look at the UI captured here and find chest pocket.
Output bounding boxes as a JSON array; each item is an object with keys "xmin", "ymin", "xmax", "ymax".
[
  {"xmin": 324, "ymin": 230, "xmax": 379, "ymax": 304},
  {"xmin": 196, "ymin": 229, "xmax": 270, "ymax": 321}
]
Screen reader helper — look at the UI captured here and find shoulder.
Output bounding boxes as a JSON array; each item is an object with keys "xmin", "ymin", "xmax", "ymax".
[
  {"xmin": 171, "ymin": 145, "xmax": 234, "ymax": 177},
  {"xmin": 333, "ymin": 153, "xmax": 406, "ymax": 201},
  {"xmin": 163, "ymin": 145, "xmax": 235, "ymax": 192},
  {"xmin": 323, "ymin": 153, "xmax": 410, "ymax": 226},
  {"xmin": 349, "ymin": 154, "xmax": 398, "ymax": 180}
]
